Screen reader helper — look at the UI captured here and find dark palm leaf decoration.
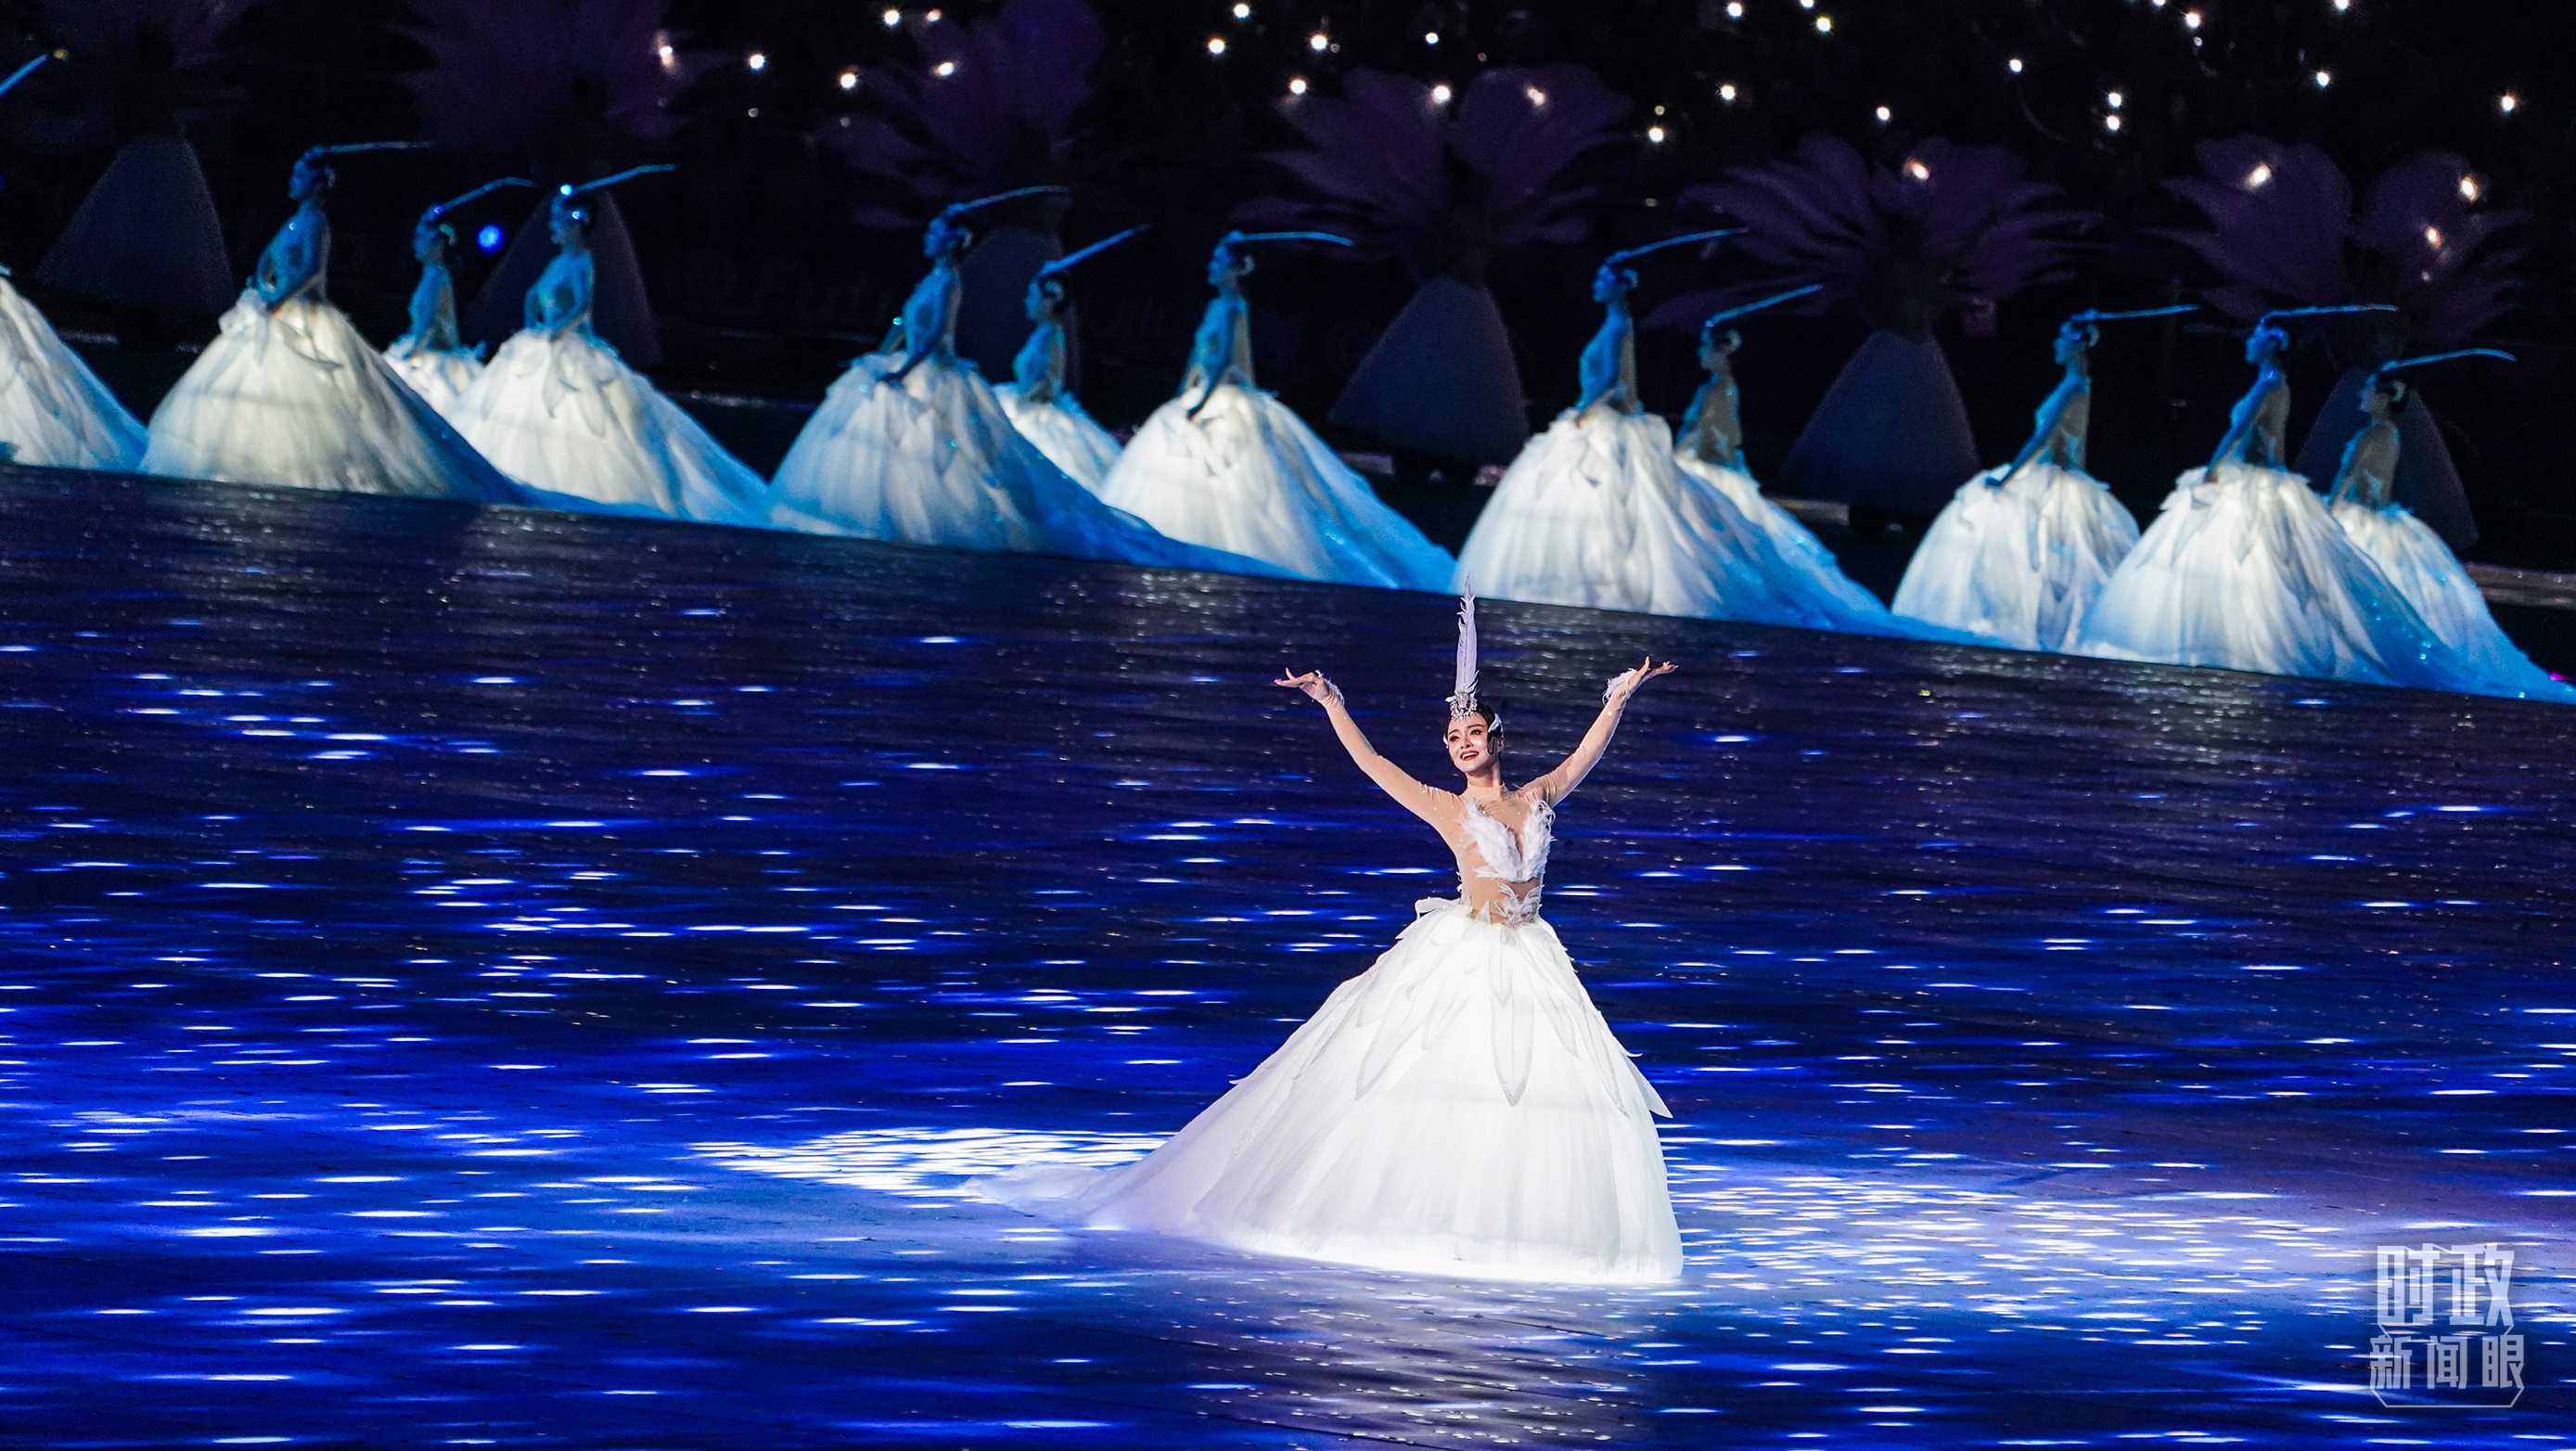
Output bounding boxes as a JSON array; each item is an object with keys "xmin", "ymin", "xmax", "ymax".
[
  {"xmin": 1661, "ymin": 134, "xmax": 2092, "ymax": 515},
  {"xmin": 816, "ymin": 0, "xmax": 1106, "ymax": 379},
  {"xmin": 1253, "ymin": 64, "xmax": 1631, "ymax": 466},
  {"xmin": 405, "ymin": 0, "xmax": 703, "ymax": 363},
  {"xmin": 25, "ymin": 0, "xmax": 260, "ymax": 318}
]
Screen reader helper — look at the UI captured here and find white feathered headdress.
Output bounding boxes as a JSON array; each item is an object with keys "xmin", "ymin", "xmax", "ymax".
[{"xmin": 1446, "ymin": 584, "xmax": 1481, "ymax": 723}]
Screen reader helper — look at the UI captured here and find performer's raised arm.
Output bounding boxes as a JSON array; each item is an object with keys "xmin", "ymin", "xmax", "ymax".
[
  {"xmin": 1275, "ymin": 670, "xmax": 1447, "ymax": 824},
  {"xmin": 1522, "ymin": 658, "xmax": 1675, "ymax": 803}
]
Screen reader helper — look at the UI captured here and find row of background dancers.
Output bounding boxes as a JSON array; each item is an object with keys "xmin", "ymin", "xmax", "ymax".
[{"xmin": 0, "ymin": 90, "xmax": 2559, "ymax": 704}]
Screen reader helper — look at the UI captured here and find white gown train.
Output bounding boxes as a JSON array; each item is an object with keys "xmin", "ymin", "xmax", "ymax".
[
  {"xmin": 383, "ymin": 346, "xmax": 481, "ymax": 424},
  {"xmin": 1098, "ymin": 381, "xmax": 1455, "ymax": 590},
  {"xmin": 770, "ymin": 355, "xmax": 1262, "ymax": 572},
  {"xmin": 2074, "ymin": 463, "xmax": 2552, "ymax": 699},
  {"xmin": 2330, "ymin": 499, "xmax": 2570, "ymax": 700},
  {"xmin": 995, "ymin": 382, "xmax": 1122, "ymax": 494},
  {"xmin": 0, "ymin": 276, "xmax": 147, "ymax": 470}
]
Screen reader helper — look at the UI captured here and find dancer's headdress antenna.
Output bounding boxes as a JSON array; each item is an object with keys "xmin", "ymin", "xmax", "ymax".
[
  {"xmin": 2367, "ymin": 347, "xmax": 2514, "ymax": 395},
  {"xmin": 1223, "ymin": 231, "xmax": 1355, "ymax": 248},
  {"xmin": 427, "ymin": 176, "xmax": 533, "ymax": 220},
  {"xmin": 2374, "ymin": 347, "xmax": 2515, "ymax": 375},
  {"xmin": 1702, "ymin": 283, "xmax": 1822, "ymax": 334},
  {"xmin": 2255, "ymin": 302, "xmax": 2396, "ymax": 327},
  {"xmin": 2068, "ymin": 303, "xmax": 2196, "ymax": 326},
  {"xmin": 567, "ymin": 163, "xmax": 675, "ymax": 196},
  {"xmin": 301, "ymin": 141, "xmax": 431, "ymax": 163},
  {"xmin": 1605, "ymin": 228, "xmax": 1741, "ymax": 267},
  {"xmin": 1038, "ymin": 225, "xmax": 1150, "ymax": 279},
  {"xmin": 1446, "ymin": 584, "xmax": 1480, "ymax": 723},
  {"xmin": 940, "ymin": 185, "xmax": 1070, "ymax": 221},
  {"xmin": 0, "ymin": 51, "xmax": 63, "ymax": 100}
]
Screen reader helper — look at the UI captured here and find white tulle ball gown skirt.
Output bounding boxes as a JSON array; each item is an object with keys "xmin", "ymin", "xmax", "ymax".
[
  {"xmin": 1670, "ymin": 448, "xmax": 1943, "ymax": 635},
  {"xmin": 982, "ymin": 898, "xmax": 1682, "ymax": 1285},
  {"xmin": 1096, "ymin": 381, "xmax": 1455, "ymax": 590},
  {"xmin": 995, "ymin": 383, "xmax": 1122, "ymax": 494},
  {"xmin": 0, "ymin": 276, "xmax": 147, "ymax": 469},
  {"xmin": 2072, "ymin": 463, "xmax": 2537, "ymax": 698},
  {"xmin": 453, "ymin": 327, "xmax": 770, "ymax": 528},
  {"xmin": 1894, "ymin": 463, "xmax": 2140, "ymax": 652},
  {"xmin": 770, "ymin": 355, "xmax": 1261, "ymax": 572},
  {"xmin": 1457, "ymin": 409, "xmax": 1954, "ymax": 639},
  {"xmin": 2330, "ymin": 500, "xmax": 2571, "ymax": 700},
  {"xmin": 383, "ymin": 345, "xmax": 481, "ymax": 424},
  {"xmin": 142, "ymin": 293, "xmax": 518, "ymax": 503}
]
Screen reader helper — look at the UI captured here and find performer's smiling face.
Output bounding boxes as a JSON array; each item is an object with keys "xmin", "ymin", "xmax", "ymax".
[{"xmin": 1444, "ymin": 713, "xmax": 1500, "ymax": 774}]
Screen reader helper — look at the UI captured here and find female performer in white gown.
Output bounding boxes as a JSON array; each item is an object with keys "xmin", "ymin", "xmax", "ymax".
[
  {"xmin": 142, "ymin": 144, "xmax": 519, "ymax": 503},
  {"xmin": 384, "ymin": 177, "xmax": 530, "ymax": 421},
  {"xmin": 1096, "ymin": 231, "xmax": 1455, "ymax": 590},
  {"xmin": 1667, "ymin": 286, "xmax": 1959, "ymax": 635},
  {"xmin": 770, "ymin": 194, "xmax": 1263, "ymax": 572},
  {"xmin": 1459, "ymin": 262, "xmax": 1955, "ymax": 637},
  {"xmin": 987, "ymin": 594, "xmax": 1682, "ymax": 1284},
  {"xmin": 2073, "ymin": 308, "xmax": 2531, "ymax": 697},
  {"xmin": 1892, "ymin": 306, "xmax": 2187, "ymax": 650},
  {"xmin": 0, "ymin": 55, "xmax": 147, "ymax": 470},
  {"xmin": 453, "ymin": 167, "xmax": 769, "ymax": 527},
  {"xmin": 2325, "ymin": 353, "xmax": 2570, "ymax": 700},
  {"xmin": 993, "ymin": 225, "xmax": 1146, "ymax": 494}
]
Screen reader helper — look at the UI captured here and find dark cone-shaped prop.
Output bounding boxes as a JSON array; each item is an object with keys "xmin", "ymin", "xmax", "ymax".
[
  {"xmin": 37, "ymin": 134, "xmax": 234, "ymax": 317},
  {"xmin": 1779, "ymin": 330, "xmax": 1980, "ymax": 514},
  {"xmin": 1330, "ymin": 276, "xmax": 1530, "ymax": 468}
]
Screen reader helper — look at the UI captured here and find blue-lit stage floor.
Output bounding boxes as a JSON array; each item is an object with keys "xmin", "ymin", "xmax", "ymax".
[{"xmin": 0, "ymin": 466, "xmax": 2568, "ymax": 1449}]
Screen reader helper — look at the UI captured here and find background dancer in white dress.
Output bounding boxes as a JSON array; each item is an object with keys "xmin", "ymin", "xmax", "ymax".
[
  {"xmin": 1668, "ymin": 284, "xmax": 1936, "ymax": 632},
  {"xmin": 0, "ymin": 55, "xmax": 147, "ymax": 471},
  {"xmin": 384, "ymin": 177, "xmax": 530, "ymax": 422},
  {"xmin": 452, "ymin": 167, "xmax": 769, "ymax": 527},
  {"xmin": 993, "ymin": 225, "xmax": 1148, "ymax": 494},
  {"xmin": 2325, "ymin": 353, "xmax": 2570, "ymax": 700},
  {"xmin": 771, "ymin": 194, "xmax": 1265, "ymax": 572},
  {"xmin": 987, "ymin": 592, "xmax": 1682, "ymax": 1284},
  {"xmin": 2072, "ymin": 307, "xmax": 2530, "ymax": 698},
  {"xmin": 141, "ymin": 144, "xmax": 519, "ymax": 503},
  {"xmin": 1893, "ymin": 306, "xmax": 2190, "ymax": 651},
  {"xmin": 1096, "ymin": 231, "xmax": 1455, "ymax": 590},
  {"xmin": 1459, "ymin": 257, "xmax": 1961, "ymax": 638}
]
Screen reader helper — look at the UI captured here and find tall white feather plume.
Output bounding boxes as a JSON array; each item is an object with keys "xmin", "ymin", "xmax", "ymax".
[{"xmin": 1448, "ymin": 583, "xmax": 1479, "ymax": 718}]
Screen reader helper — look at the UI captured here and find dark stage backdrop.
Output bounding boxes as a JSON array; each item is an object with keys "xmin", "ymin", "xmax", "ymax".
[{"xmin": 0, "ymin": 0, "xmax": 2567, "ymax": 560}]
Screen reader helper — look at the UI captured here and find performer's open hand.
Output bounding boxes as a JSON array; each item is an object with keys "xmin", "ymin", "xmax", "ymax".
[
  {"xmin": 1276, "ymin": 670, "xmax": 1341, "ymax": 706},
  {"xmin": 1605, "ymin": 656, "xmax": 1677, "ymax": 705}
]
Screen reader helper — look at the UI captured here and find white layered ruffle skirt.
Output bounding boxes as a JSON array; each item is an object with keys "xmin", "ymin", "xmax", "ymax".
[
  {"xmin": 452, "ymin": 327, "xmax": 769, "ymax": 527},
  {"xmin": 2073, "ymin": 463, "xmax": 2556, "ymax": 700},
  {"xmin": 983, "ymin": 897, "xmax": 1681, "ymax": 1285},
  {"xmin": 1893, "ymin": 461, "xmax": 2140, "ymax": 652},
  {"xmin": 770, "ymin": 356, "xmax": 1272, "ymax": 574},
  {"xmin": 1458, "ymin": 408, "xmax": 1967, "ymax": 641},
  {"xmin": 0, "ymin": 276, "xmax": 147, "ymax": 470},
  {"xmin": 994, "ymin": 382, "xmax": 1122, "ymax": 495},
  {"xmin": 2331, "ymin": 500, "xmax": 2572, "ymax": 701},
  {"xmin": 1097, "ymin": 381, "xmax": 1455, "ymax": 590},
  {"xmin": 143, "ymin": 292, "xmax": 517, "ymax": 503},
  {"xmin": 383, "ymin": 344, "xmax": 481, "ymax": 425}
]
